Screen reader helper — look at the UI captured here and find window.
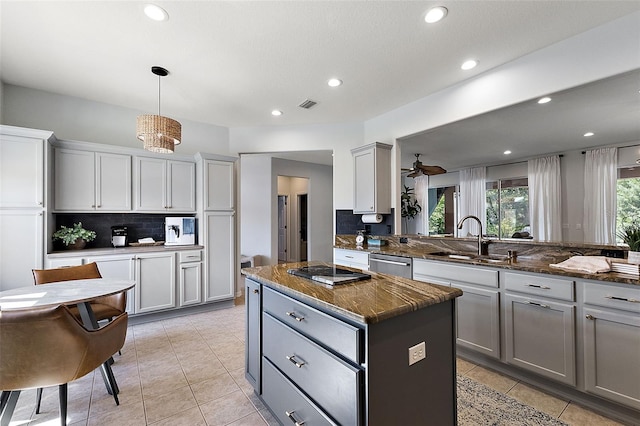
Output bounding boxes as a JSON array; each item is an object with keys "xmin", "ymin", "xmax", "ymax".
[
  {"xmin": 486, "ymin": 178, "xmax": 529, "ymax": 239},
  {"xmin": 617, "ymin": 166, "xmax": 640, "ymax": 241}
]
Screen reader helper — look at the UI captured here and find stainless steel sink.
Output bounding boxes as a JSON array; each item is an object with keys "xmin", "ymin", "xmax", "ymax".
[{"xmin": 428, "ymin": 252, "xmax": 509, "ymax": 264}]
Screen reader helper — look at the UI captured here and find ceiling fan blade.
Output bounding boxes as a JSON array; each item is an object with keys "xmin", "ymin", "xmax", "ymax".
[
  {"xmin": 407, "ymin": 169, "xmax": 421, "ymax": 178},
  {"xmin": 418, "ymin": 164, "xmax": 447, "ymax": 175}
]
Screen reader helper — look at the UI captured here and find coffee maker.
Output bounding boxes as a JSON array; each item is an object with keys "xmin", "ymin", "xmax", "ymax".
[{"xmin": 111, "ymin": 226, "xmax": 128, "ymax": 247}]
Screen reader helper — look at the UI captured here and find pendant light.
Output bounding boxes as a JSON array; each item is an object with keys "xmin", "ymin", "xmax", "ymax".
[{"xmin": 136, "ymin": 66, "xmax": 181, "ymax": 153}]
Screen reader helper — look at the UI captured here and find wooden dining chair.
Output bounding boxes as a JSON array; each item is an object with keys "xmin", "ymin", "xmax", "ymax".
[
  {"xmin": 32, "ymin": 262, "xmax": 126, "ymax": 323},
  {"xmin": 0, "ymin": 304, "xmax": 128, "ymax": 426}
]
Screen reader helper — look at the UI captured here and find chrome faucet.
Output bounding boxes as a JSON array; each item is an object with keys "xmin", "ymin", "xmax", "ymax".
[{"xmin": 457, "ymin": 215, "xmax": 489, "ymax": 256}]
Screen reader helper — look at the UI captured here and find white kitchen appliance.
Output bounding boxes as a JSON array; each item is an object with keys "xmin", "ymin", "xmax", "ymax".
[{"xmin": 165, "ymin": 217, "xmax": 196, "ymax": 246}]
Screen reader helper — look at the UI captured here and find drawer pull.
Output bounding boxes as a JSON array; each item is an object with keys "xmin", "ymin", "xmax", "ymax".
[
  {"xmin": 525, "ymin": 301, "xmax": 549, "ymax": 308},
  {"xmin": 586, "ymin": 314, "xmax": 595, "ymax": 320},
  {"xmin": 186, "ymin": 255, "xmax": 199, "ymax": 259},
  {"xmin": 370, "ymin": 258, "xmax": 411, "ymax": 266},
  {"xmin": 286, "ymin": 355, "xmax": 306, "ymax": 368},
  {"xmin": 605, "ymin": 295, "xmax": 639, "ymax": 303},
  {"xmin": 286, "ymin": 311, "xmax": 305, "ymax": 322},
  {"xmin": 285, "ymin": 410, "xmax": 305, "ymax": 426},
  {"xmin": 526, "ymin": 284, "xmax": 550, "ymax": 289},
  {"xmin": 345, "ymin": 255, "xmax": 354, "ymax": 259}
]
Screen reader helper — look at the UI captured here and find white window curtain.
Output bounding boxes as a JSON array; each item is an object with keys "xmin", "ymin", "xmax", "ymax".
[
  {"xmin": 458, "ymin": 167, "xmax": 486, "ymax": 236},
  {"xmin": 413, "ymin": 175, "xmax": 429, "ymax": 235},
  {"xmin": 528, "ymin": 155, "xmax": 562, "ymax": 241},
  {"xmin": 584, "ymin": 147, "xmax": 618, "ymax": 244}
]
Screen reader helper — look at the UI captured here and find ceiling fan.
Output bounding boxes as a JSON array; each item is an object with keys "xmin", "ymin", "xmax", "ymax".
[{"xmin": 402, "ymin": 154, "xmax": 447, "ymax": 178}]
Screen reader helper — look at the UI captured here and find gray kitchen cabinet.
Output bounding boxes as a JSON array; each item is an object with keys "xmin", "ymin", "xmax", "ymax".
[
  {"xmin": 0, "ymin": 130, "xmax": 45, "ymax": 208},
  {"xmin": 86, "ymin": 254, "xmax": 136, "ymax": 314},
  {"xmin": 504, "ymin": 271, "xmax": 576, "ymax": 385},
  {"xmin": 135, "ymin": 251, "xmax": 176, "ymax": 313},
  {"xmin": 245, "ymin": 278, "xmax": 261, "ymax": 393},
  {"xmin": 178, "ymin": 250, "xmax": 203, "ymax": 306},
  {"xmin": 582, "ymin": 281, "xmax": 640, "ymax": 410},
  {"xmin": 134, "ymin": 156, "xmax": 195, "ymax": 212},
  {"xmin": 413, "ymin": 258, "xmax": 501, "ymax": 358},
  {"xmin": 202, "ymin": 158, "xmax": 234, "ymax": 210},
  {"xmin": 54, "ymin": 148, "xmax": 131, "ymax": 211},
  {"xmin": 0, "ymin": 210, "xmax": 44, "ymax": 291},
  {"xmin": 351, "ymin": 142, "xmax": 392, "ymax": 214},
  {"xmin": 203, "ymin": 211, "xmax": 235, "ymax": 301}
]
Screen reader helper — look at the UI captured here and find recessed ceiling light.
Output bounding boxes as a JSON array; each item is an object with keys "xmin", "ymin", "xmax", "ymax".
[
  {"xmin": 504, "ymin": 150, "xmax": 512, "ymax": 155},
  {"xmin": 328, "ymin": 78, "xmax": 343, "ymax": 87},
  {"xmin": 271, "ymin": 110, "xmax": 283, "ymax": 116},
  {"xmin": 537, "ymin": 97, "xmax": 552, "ymax": 104},
  {"xmin": 461, "ymin": 60, "xmax": 478, "ymax": 70},
  {"xmin": 425, "ymin": 6, "xmax": 448, "ymax": 23},
  {"xmin": 144, "ymin": 4, "xmax": 169, "ymax": 21},
  {"xmin": 584, "ymin": 132, "xmax": 595, "ymax": 137}
]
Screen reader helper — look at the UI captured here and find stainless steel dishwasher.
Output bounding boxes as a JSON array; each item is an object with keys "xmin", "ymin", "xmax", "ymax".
[{"xmin": 369, "ymin": 253, "xmax": 413, "ymax": 278}]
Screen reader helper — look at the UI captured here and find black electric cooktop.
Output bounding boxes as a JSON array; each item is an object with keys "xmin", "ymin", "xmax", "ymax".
[{"xmin": 287, "ymin": 266, "xmax": 371, "ymax": 286}]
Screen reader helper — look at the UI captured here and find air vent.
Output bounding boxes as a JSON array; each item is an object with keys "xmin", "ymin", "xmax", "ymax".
[{"xmin": 298, "ymin": 99, "xmax": 317, "ymax": 109}]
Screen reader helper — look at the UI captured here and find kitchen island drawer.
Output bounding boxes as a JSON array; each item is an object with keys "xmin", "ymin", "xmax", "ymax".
[
  {"xmin": 262, "ymin": 358, "xmax": 337, "ymax": 426},
  {"xmin": 263, "ymin": 286, "xmax": 362, "ymax": 363},
  {"xmin": 262, "ymin": 313, "xmax": 362, "ymax": 426},
  {"xmin": 504, "ymin": 271, "xmax": 574, "ymax": 301},
  {"xmin": 583, "ymin": 281, "xmax": 640, "ymax": 314}
]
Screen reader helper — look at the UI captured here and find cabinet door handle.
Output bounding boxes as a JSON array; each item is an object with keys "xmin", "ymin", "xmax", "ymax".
[
  {"xmin": 252, "ymin": 289, "xmax": 259, "ymax": 294},
  {"xmin": 585, "ymin": 314, "xmax": 595, "ymax": 320},
  {"xmin": 605, "ymin": 295, "xmax": 639, "ymax": 303},
  {"xmin": 285, "ymin": 410, "xmax": 305, "ymax": 426},
  {"xmin": 526, "ymin": 284, "xmax": 550, "ymax": 289},
  {"xmin": 286, "ymin": 355, "xmax": 306, "ymax": 368},
  {"xmin": 286, "ymin": 311, "xmax": 305, "ymax": 322},
  {"xmin": 525, "ymin": 300, "xmax": 549, "ymax": 308}
]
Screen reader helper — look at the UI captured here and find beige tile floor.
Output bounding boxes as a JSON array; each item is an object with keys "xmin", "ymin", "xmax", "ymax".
[{"xmin": 7, "ymin": 300, "xmax": 626, "ymax": 426}]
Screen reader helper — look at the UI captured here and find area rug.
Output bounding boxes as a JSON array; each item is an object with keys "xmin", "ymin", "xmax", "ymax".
[{"xmin": 457, "ymin": 375, "xmax": 569, "ymax": 426}]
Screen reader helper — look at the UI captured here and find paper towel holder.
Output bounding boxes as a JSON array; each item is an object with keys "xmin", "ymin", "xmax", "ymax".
[{"xmin": 362, "ymin": 214, "xmax": 383, "ymax": 224}]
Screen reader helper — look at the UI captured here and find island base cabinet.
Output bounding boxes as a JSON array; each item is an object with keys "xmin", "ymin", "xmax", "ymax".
[
  {"xmin": 505, "ymin": 294, "xmax": 575, "ymax": 386},
  {"xmin": 583, "ymin": 308, "xmax": 640, "ymax": 410},
  {"xmin": 135, "ymin": 252, "xmax": 176, "ymax": 313},
  {"xmin": 262, "ymin": 358, "xmax": 337, "ymax": 426},
  {"xmin": 455, "ymin": 283, "xmax": 500, "ymax": 359},
  {"xmin": 245, "ymin": 279, "xmax": 261, "ymax": 393}
]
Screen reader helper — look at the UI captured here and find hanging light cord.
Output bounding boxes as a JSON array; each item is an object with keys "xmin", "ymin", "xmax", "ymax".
[{"xmin": 157, "ymin": 74, "xmax": 162, "ymax": 116}]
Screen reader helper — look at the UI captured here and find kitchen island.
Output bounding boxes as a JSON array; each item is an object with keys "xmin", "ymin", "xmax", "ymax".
[{"xmin": 242, "ymin": 261, "xmax": 462, "ymax": 426}]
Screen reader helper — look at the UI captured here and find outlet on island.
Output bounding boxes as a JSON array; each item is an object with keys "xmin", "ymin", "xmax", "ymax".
[{"xmin": 408, "ymin": 341, "xmax": 426, "ymax": 365}]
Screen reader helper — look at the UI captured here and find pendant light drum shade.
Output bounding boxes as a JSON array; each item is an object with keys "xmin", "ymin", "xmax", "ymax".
[
  {"xmin": 136, "ymin": 66, "xmax": 182, "ymax": 153},
  {"xmin": 136, "ymin": 114, "xmax": 181, "ymax": 153}
]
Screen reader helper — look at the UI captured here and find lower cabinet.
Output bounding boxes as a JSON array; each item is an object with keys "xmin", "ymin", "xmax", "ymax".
[
  {"xmin": 135, "ymin": 252, "xmax": 176, "ymax": 313},
  {"xmin": 245, "ymin": 279, "xmax": 261, "ymax": 392},
  {"xmin": 178, "ymin": 250, "xmax": 203, "ymax": 306},
  {"xmin": 0, "ymin": 210, "xmax": 44, "ymax": 291},
  {"xmin": 333, "ymin": 248, "xmax": 369, "ymax": 270},
  {"xmin": 85, "ymin": 254, "xmax": 136, "ymax": 314}
]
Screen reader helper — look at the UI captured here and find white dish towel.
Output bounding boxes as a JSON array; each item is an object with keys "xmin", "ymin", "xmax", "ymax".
[{"xmin": 549, "ymin": 256, "xmax": 612, "ymax": 274}]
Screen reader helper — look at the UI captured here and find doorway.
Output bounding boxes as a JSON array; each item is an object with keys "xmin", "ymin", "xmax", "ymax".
[
  {"xmin": 277, "ymin": 176, "xmax": 309, "ymax": 262},
  {"xmin": 298, "ymin": 193, "xmax": 308, "ymax": 261},
  {"xmin": 277, "ymin": 195, "xmax": 287, "ymax": 263}
]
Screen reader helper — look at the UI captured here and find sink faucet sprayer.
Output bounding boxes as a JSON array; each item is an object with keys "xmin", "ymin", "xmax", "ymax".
[{"xmin": 457, "ymin": 215, "xmax": 489, "ymax": 256}]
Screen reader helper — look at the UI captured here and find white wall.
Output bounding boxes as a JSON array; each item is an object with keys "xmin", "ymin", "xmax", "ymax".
[{"xmin": 2, "ymin": 84, "xmax": 230, "ymax": 155}]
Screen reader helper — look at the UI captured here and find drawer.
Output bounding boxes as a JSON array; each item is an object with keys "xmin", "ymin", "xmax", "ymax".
[
  {"xmin": 413, "ymin": 259, "xmax": 498, "ymax": 288},
  {"xmin": 334, "ymin": 248, "xmax": 369, "ymax": 268},
  {"xmin": 504, "ymin": 272, "xmax": 574, "ymax": 301},
  {"xmin": 262, "ymin": 313, "xmax": 362, "ymax": 426},
  {"xmin": 179, "ymin": 250, "xmax": 202, "ymax": 263},
  {"xmin": 583, "ymin": 282, "xmax": 640, "ymax": 314},
  {"xmin": 263, "ymin": 287, "xmax": 362, "ymax": 363},
  {"xmin": 262, "ymin": 358, "xmax": 337, "ymax": 426}
]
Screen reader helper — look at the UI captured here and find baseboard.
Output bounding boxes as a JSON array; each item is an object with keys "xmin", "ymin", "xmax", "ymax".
[{"xmin": 128, "ymin": 300, "xmax": 235, "ymax": 326}]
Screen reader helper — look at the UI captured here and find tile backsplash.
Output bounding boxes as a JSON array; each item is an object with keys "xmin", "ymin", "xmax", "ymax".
[
  {"xmin": 335, "ymin": 209, "xmax": 394, "ymax": 236},
  {"xmin": 52, "ymin": 213, "xmax": 195, "ymax": 250}
]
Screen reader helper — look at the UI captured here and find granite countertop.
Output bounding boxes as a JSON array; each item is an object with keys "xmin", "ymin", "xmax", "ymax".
[
  {"xmin": 241, "ymin": 261, "xmax": 462, "ymax": 325},
  {"xmin": 335, "ymin": 243, "xmax": 639, "ymax": 286},
  {"xmin": 48, "ymin": 245, "xmax": 205, "ymax": 258}
]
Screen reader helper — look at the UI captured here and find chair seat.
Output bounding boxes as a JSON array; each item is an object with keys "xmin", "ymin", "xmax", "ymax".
[{"xmin": 68, "ymin": 303, "xmax": 122, "ymax": 322}]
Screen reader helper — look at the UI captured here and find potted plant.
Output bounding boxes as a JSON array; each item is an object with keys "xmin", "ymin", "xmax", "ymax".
[
  {"xmin": 400, "ymin": 185, "xmax": 421, "ymax": 233},
  {"xmin": 618, "ymin": 222, "xmax": 640, "ymax": 264},
  {"xmin": 52, "ymin": 222, "xmax": 96, "ymax": 250}
]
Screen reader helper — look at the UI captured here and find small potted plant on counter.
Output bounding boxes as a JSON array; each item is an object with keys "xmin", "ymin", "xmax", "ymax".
[
  {"xmin": 619, "ymin": 222, "xmax": 640, "ymax": 264},
  {"xmin": 52, "ymin": 222, "xmax": 96, "ymax": 250}
]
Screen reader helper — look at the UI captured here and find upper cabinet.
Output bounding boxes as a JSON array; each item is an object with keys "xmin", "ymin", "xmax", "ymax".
[
  {"xmin": 0, "ymin": 127, "xmax": 49, "ymax": 209},
  {"xmin": 54, "ymin": 148, "xmax": 132, "ymax": 212},
  {"xmin": 203, "ymin": 159, "xmax": 235, "ymax": 210},
  {"xmin": 134, "ymin": 156, "xmax": 195, "ymax": 213},
  {"xmin": 351, "ymin": 142, "xmax": 392, "ymax": 214}
]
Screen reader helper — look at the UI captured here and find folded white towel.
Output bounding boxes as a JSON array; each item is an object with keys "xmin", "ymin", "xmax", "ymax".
[
  {"xmin": 550, "ymin": 256, "xmax": 611, "ymax": 274},
  {"xmin": 138, "ymin": 237, "xmax": 156, "ymax": 244}
]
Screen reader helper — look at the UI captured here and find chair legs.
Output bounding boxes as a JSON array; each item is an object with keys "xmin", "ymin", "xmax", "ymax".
[
  {"xmin": 0, "ymin": 390, "xmax": 20, "ymax": 426},
  {"xmin": 35, "ymin": 387, "xmax": 43, "ymax": 413},
  {"xmin": 58, "ymin": 384, "xmax": 67, "ymax": 426}
]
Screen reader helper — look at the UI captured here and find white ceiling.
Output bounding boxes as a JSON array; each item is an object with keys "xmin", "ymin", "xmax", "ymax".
[{"xmin": 1, "ymin": 1, "xmax": 639, "ymax": 169}]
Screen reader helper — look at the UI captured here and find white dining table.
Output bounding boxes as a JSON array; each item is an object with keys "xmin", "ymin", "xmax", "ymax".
[{"xmin": 0, "ymin": 279, "xmax": 135, "ymax": 399}]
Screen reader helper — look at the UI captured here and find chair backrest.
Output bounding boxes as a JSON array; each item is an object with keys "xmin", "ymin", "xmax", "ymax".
[
  {"xmin": 0, "ymin": 305, "xmax": 128, "ymax": 391},
  {"xmin": 32, "ymin": 262, "xmax": 102, "ymax": 285}
]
